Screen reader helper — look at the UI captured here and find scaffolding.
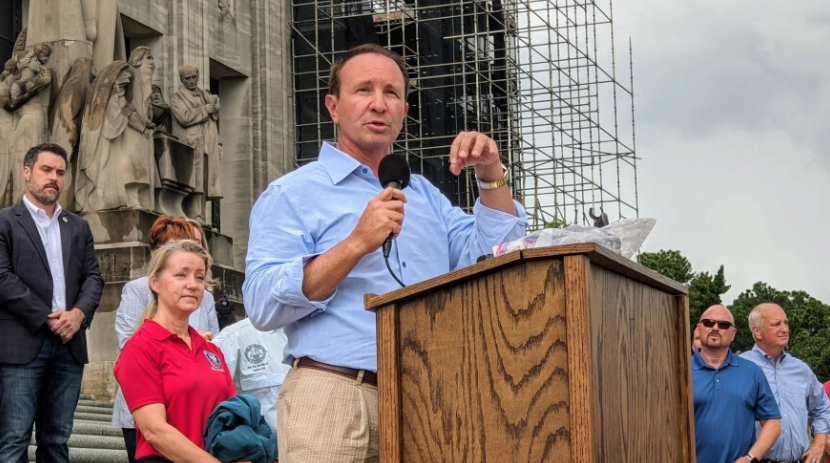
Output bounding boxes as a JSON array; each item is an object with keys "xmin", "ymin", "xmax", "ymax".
[{"xmin": 291, "ymin": 0, "xmax": 638, "ymax": 230}]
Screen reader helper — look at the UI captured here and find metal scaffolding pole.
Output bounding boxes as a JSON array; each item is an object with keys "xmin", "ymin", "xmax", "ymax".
[{"xmin": 290, "ymin": 0, "xmax": 638, "ymax": 229}]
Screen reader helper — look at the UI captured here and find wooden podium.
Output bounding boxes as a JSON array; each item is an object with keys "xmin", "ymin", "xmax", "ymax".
[{"xmin": 365, "ymin": 243, "xmax": 694, "ymax": 463}]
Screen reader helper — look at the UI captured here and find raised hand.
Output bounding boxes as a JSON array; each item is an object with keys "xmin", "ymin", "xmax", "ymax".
[{"xmin": 449, "ymin": 131, "xmax": 500, "ymax": 177}]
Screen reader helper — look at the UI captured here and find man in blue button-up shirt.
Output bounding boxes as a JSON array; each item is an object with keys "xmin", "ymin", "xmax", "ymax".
[
  {"xmin": 693, "ymin": 304, "xmax": 781, "ymax": 463},
  {"xmin": 244, "ymin": 44, "xmax": 527, "ymax": 463},
  {"xmin": 741, "ymin": 303, "xmax": 830, "ymax": 463}
]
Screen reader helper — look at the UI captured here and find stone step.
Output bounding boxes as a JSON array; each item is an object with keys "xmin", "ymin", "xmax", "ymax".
[
  {"xmin": 28, "ymin": 445, "xmax": 128, "ymax": 463},
  {"xmin": 65, "ymin": 420, "xmax": 124, "ymax": 438},
  {"xmin": 77, "ymin": 399, "xmax": 114, "ymax": 410},
  {"xmin": 31, "ymin": 432, "xmax": 125, "ymax": 450},
  {"xmin": 75, "ymin": 404, "xmax": 114, "ymax": 416},
  {"xmin": 73, "ymin": 411, "xmax": 113, "ymax": 422}
]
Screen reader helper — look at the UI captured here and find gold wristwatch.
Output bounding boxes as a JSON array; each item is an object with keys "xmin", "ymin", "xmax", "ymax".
[{"xmin": 476, "ymin": 164, "xmax": 509, "ymax": 190}]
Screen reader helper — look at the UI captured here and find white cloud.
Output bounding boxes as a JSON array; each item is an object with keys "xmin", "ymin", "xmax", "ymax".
[{"xmin": 612, "ymin": 0, "xmax": 830, "ymax": 302}]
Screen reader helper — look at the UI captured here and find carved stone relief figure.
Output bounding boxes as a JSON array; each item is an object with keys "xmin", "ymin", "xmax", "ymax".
[
  {"xmin": 12, "ymin": 29, "xmax": 27, "ymax": 60},
  {"xmin": 150, "ymin": 84, "xmax": 172, "ymax": 135},
  {"xmin": 219, "ymin": 0, "xmax": 235, "ymax": 23},
  {"xmin": 25, "ymin": 0, "xmax": 125, "ymax": 94},
  {"xmin": 8, "ymin": 43, "xmax": 53, "ymax": 204},
  {"xmin": 76, "ymin": 61, "xmax": 156, "ymax": 213},
  {"xmin": 10, "ymin": 46, "xmax": 50, "ymax": 100},
  {"xmin": 0, "ymin": 59, "xmax": 19, "ymax": 208},
  {"xmin": 83, "ymin": 0, "xmax": 127, "ymax": 74},
  {"xmin": 170, "ymin": 64, "xmax": 223, "ymax": 222},
  {"xmin": 50, "ymin": 57, "xmax": 96, "ymax": 210},
  {"xmin": 127, "ymin": 46, "xmax": 160, "ymax": 201}
]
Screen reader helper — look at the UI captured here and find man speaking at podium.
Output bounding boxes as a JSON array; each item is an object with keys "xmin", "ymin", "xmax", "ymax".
[{"xmin": 243, "ymin": 44, "xmax": 527, "ymax": 463}]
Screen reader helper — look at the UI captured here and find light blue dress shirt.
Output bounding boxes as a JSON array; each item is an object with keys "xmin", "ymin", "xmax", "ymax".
[
  {"xmin": 23, "ymin": 195, "xmax": 66, "ymax": 312},
  {"xmin": 243, "ymin": 142, "xmax": 528, "ymax": 371},
  {"xmin": 741, "ymin": 344, "xmax": 830, "ymax": 462}
]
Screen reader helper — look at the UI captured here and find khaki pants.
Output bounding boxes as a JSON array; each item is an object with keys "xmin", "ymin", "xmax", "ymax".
[{"xmin": 277, "ymin": 364, "xmax": 378, "ymax": 463}]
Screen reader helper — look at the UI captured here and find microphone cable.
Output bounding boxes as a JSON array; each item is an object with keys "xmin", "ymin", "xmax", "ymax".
[{"xmin": 383, "ymin": 240, "xmax": 406, "ymax": 288}]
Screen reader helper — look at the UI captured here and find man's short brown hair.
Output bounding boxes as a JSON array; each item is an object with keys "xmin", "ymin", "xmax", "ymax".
[{"xmin": 328, "ymin": 44, "xmax": 409, "ymax": 98}]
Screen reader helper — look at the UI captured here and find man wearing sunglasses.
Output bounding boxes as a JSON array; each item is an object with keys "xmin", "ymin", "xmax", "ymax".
[
  {"xmin": 740, "ymin": 303, "xmax": 830, "ymax": 463},
  {"xmin": 693, "ymin": 304, "xmax": 781, "ymax": 463}
]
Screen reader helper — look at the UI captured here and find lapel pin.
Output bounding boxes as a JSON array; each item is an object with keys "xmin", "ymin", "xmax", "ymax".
[{"xmin": 62, "ymin": 217, "xmax": 68, "ymax": 223}]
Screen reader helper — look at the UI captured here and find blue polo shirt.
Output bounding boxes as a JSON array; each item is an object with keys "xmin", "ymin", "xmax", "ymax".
[{"xmin": 692, "ymin": 349, "xmax": 780, "ymax": 463}]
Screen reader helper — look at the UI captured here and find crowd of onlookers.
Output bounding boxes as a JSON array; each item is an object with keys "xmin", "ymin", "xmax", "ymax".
[
  {"xmin": 110, "ymin": 214, "xmax": 286, "ymax": 463},
  {"xmin": 1, "ymin": 38, "xmax": 525, "ymax": 462},
  {"xmin": 0, "ymin": 143, "xmax": 285, "ymax": 463},
  {"xmin": 692, "ymin": 302, "xmax": 830, "ymax": 463},
  {"xmin": 14, "ymin": 40, "xmax": 830, "ymax": 463}
]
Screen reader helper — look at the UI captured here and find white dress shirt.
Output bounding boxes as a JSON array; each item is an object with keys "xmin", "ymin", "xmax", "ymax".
[{"xmin": 23, "ymin": 195, "xmax": 66, "ymax": 312}]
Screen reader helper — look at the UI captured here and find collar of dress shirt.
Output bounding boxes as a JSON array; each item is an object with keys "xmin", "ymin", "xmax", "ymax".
[
  {"xmin": 692, "ymin": 348, "xmax": 742, "ymax": 371},
  {"xmin": 751, "ymin": 343, "xmax": 788, "ymax": 363},
  {"xmin": 318, "ymin": 142, "xmax": 366, "ymax": 185},
  {"xmin": 22, "ymin": 194, "xmax": 63, "ymax": 222}
]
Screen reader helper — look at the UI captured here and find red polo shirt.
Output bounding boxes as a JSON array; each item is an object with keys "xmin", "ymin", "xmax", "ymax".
[{"xmin": 114, "ymin": 319, "xmax": 236, "ymax": 460}]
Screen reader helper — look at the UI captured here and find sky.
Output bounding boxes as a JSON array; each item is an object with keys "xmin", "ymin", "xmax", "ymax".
[{"xmin": 607, "ymin": 0, "xmax": 830, "ymax": 303}]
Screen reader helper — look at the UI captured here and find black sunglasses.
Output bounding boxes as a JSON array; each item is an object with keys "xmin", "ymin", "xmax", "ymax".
[{"xmin": 700, "ymin": 319, "xmax": 733, "ymax": 330}]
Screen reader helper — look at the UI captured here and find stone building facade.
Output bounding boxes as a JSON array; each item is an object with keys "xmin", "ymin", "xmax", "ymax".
[{"xmin": 0, "ymin": 0, "xmax": 294, "ymax": 400}]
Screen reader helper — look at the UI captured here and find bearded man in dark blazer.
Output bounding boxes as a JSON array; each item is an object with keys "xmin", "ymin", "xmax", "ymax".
[{"xmin": 0, "ymin": 142, "xmax": 104, "ymax": 463}]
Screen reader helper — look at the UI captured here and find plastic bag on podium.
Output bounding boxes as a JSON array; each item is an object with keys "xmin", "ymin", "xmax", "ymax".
[{"xmin": 493, "ymin": 218, "xmax": 656, "ymax": 259}]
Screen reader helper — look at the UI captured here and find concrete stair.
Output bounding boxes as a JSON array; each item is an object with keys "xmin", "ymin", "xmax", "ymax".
[{"xmin": 28, "ymin": 395, "xmax": 128, "ymax": 463}]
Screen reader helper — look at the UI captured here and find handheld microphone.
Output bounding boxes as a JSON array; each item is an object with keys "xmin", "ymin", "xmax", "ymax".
[
  {"xmin": 378, "ymin": 154, "xmax": 410, "ymax": 259},
  {"xmin": 378, "ymin": 154, "xmax": 410, "ymax": 288}
]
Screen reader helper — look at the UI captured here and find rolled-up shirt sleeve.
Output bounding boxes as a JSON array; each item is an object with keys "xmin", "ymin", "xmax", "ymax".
[
  {"xmin": 243, "ymin": 184, "xmax": 336, "ymax": 331},
  {"xmin": 437, "ymin": 187, "xmax": 527, "ymax": 270}
]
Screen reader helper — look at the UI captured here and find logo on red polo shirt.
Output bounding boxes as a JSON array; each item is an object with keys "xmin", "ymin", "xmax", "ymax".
[{"xmin": 203, "ymin": 350, "xmax": 223, "ymax": 371}]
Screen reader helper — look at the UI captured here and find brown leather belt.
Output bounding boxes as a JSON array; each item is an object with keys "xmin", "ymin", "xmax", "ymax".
[{"xmin": 296, "ymin": 357, "xmax": 377, "ymax": 386}]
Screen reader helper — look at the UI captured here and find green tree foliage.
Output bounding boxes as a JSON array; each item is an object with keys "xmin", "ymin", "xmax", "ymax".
[
  {"xmin": 638, "ymin": 250, "xmax": 694, "ymax": 285},
  {"xmin": 688, "ymin": 266, "xmax": 731, "ymax": 327},
  {"xmin": 729, "ymin": 282, "xmax": 830, "ymax": 380},
  {"xmin": 638, "ymin": 250, "xmax": 730, "ymax": 337},
  {"xmin": 545, "ymin": 217, "xmax": 570, "ymax": 229}
]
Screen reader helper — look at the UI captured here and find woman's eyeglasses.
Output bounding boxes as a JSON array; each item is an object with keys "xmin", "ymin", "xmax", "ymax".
[{"xmin": 699, "ymin": 319, "xmax": 733, "ymax": 330}]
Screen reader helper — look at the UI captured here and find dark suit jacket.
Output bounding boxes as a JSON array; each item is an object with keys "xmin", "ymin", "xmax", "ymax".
[{"xmin": 0, "ymin": 200, "xmax": 104, "ymax": 365}]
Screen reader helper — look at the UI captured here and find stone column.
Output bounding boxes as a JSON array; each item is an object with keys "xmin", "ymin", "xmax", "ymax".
[{"xmin": 239, "ymin": 0, "xmax": 294, "ymax": 268}]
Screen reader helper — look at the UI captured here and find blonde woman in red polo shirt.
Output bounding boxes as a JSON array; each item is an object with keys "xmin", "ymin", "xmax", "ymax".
[{"xmin": 114, "ymin": 240, "xmax": 250, "ymax": 463}]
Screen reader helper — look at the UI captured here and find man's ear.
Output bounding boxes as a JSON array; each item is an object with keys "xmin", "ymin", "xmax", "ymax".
[
  {"xmin": 325, "ymin": 94, "xmax": 339, "ymax": 125},
  {"xmin": 22, "ymin": 166, "xmax": 31, "ymax": 183}
]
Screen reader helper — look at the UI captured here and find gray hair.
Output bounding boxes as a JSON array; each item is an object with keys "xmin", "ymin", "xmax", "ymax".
[{"xmin": 748, "ymin": 306, "xmax": 763, "ymax": 331}]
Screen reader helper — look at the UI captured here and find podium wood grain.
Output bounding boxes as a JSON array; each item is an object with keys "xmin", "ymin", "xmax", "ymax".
[{"xmin": 369, "ymin": 244, "xmax": 694, "ymax": 463}]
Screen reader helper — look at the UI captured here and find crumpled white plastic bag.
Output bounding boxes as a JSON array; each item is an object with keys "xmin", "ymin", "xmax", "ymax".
[{"xmin": 493, "ymin": 218, "xmax": 656, "ymax": 259}]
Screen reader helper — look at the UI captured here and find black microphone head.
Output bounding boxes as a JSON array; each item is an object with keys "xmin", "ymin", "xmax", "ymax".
[{"xmin": 378, "ymin": 154, "xmax": 410, "ymax": 189}]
